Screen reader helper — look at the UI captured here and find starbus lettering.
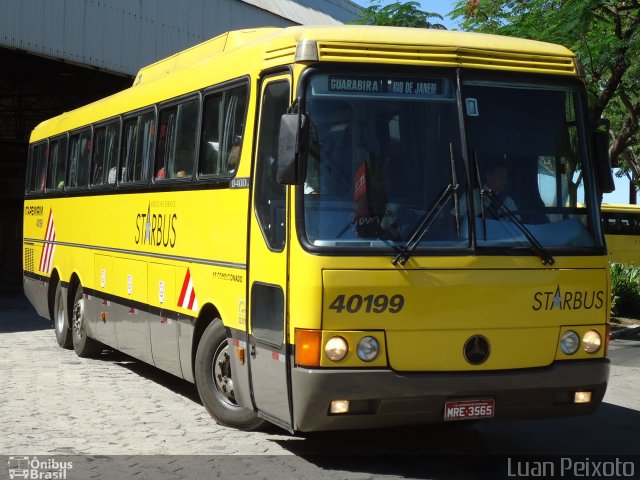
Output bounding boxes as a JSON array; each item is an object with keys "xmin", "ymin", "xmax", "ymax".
[
  {"xmin": 134, "ymin": 203, "xmax": 177, "ymax": 248},
  {"xmin": 532, "ymin": 285, "xmax": 605, "ymax": 311}
]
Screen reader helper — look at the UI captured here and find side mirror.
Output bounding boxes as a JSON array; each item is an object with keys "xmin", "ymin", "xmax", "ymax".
[
  {"xmin": 594, "ymin": 120, "xmax": 614, "ymax": 194},
  {"xmin": 276, "ymin": 113, "xmax": 309, "ymax": 185}
]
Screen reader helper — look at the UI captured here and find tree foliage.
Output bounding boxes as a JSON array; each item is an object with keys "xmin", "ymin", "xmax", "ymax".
[
  {"xmin": 353, "ymin": 1, "xmax": 446, "ymax": 29},
  {"xmin": 451, "ymin": 0, "xmax": 640, "ymax": 178},
  {"xmin": 610, "ymin": 262, "xmax": 640, "ymax": 318}
]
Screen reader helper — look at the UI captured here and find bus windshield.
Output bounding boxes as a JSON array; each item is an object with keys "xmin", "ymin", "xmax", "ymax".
[{"xmin": 301, "ymin": 71, "xmax": 603, "ymax": 253}]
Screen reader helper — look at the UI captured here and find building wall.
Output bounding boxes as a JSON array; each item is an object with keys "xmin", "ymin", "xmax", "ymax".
[
  {"xmin": 0, "ymin": 0, "xmax": 360, "ymax": 76},
  {"xmin": 0, "ymin": 0, "xmax": 361, "ymax": 288}
]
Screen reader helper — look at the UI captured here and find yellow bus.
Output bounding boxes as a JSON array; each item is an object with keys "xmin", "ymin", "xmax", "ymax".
[
  {"xmin": 601, "ymin": 204, "xmax": 640, "ymax": 265},
  {"xmin": 23, "ymin": 25, "xmax": 614, "ymax": 432}
]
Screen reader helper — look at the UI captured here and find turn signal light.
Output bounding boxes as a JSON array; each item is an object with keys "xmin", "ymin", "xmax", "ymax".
[{"xmin": 295, "ymin": 329, "xmax": 321, "ymax": 367}]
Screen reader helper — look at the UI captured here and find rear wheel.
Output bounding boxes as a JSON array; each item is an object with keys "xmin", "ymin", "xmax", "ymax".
[
  {"xmin": 53, "ymin": 281, "xmax": 72, "ymax": 349},
  {"xmin": 195, "ymin": 319, "xmax": 265, "ymax": 430},
  {"xmin": 71, "ymin": 285, "xmax": 102, "ymax": 357}
]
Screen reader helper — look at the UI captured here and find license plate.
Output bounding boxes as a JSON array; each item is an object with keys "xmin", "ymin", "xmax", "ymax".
[{"xmin": 444, "ymin": 399, "xmax": 495, "ymax": 421}]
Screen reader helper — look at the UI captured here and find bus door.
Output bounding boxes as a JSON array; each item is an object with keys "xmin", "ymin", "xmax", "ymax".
[{"xmin": 247, "ymin": 75, "xmax": 293, "ymax": 429}]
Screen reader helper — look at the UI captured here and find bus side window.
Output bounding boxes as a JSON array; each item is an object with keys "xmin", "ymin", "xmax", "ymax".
[
  {"xmin": 121, "ymin": 118, "xmax": 138, "ymax": 183},
  {"xmin": 92, "ymin": 123, "xmax": 120, "ymax": 186},
  {"xmin": 199, "ymin": 84, "xmax": 248, "ymax": 178},
  {"xmin": 27, "ymin": 142, "xmax": 48, "ymax": 193},
  {"xmin": 221, "ymin": 85, "xmax": 248, "ymax": 175},
  {"xmin": 103, "ymin": 122, "xmax": 119, "ymax": 185},
  {"xmin": 67, "ymin": 128, "xmax": 91, "ymax": 189},
  {"xmin": 254, "ymin": 80, "xmax": 290, "ymax": 251},
  {"xmin": 46, "ymin": 137, "xmax": 68, "ymax": 191},
  {"xmin": 156, "ymin": 98, "xmax": 198, "ymax": 181},
  {"xmin": 92, "ymin": 126, "xmax": 107, "ymax": 186},
  {"xmin": 121, "ymin": 112, "xmax": 155, "ymax": 184},
  {"xmin": 199, "ymin": 93, "xmax": 222, "ymax": 176}
]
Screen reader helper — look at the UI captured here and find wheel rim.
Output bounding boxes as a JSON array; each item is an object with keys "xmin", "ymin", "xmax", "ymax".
[
  {"xmin": 55, "ymin": 290, "xmax": 65, "ymax": 334},
  {"xmin": 72, "ymin": 296, "xmax": 85, "ymax": 341},
  {"xmin": 212, "ymin": 342, "xmax": 237, "ymax": 406}
]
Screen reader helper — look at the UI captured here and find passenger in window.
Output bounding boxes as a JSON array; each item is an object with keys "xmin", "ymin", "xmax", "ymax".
[
  {"xmin": 457, "ymin": 160, "xmax": 518, "ymax": 220},
  {"xmin": 483, "ymin": 161, "xmax": 517, "ymax": 219},
  {"xmin": 227, "ymin": 146, "xmax": 240, "ymax": 173},
  {"xmin": 227, "ymin": 135, "xmax": 243, "ymax": 173}
]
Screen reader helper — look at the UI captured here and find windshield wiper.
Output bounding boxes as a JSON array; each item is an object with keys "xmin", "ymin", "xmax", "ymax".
[
  {"xmin": 450, "ymin": 142, "xmax": 461, "ymax": 238},
  {"xmin": 482, "ymin": 189, "xmax": 555, "ymax": 266},
  {"xmin": 473, "ymin": 150, "xmax": 488, "ymax": 241},
  {"xmin": 393, "ymin": 145, "xmax": 461, "ymax": 266},
  {"xmin": 392, "ymin": 183, "xmax": 458, "ymax": 266}
]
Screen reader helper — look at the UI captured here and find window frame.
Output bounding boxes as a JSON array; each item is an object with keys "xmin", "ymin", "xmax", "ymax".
[
  {"xmin": 197, "ymin": 79, "xmax": 250, "ymax": 183},
  {"xmin": 24, "ymin": 75, "xmax": 252, "ymax": 197},
  {"xmin": 153, "ymin": 93, "xmax": 202, "ymax": 185},
  {"xmin": 45, "ymin": 134, "xmax": 69, "ymax": 193},
  {"xmin": 25, "ymin": 140, "xmax": 49, "ymax": 196},
  {"xmin": 66, "ymin": 126, "xmax": 93, "ymax": 192},
  {"xmin": 118, "ymin": 107, "xmax": 157, "ymax": 189},
  {"xmin": 89, "ymin": 117, "xmax": 122, "ymax": 191},
  {"xmin": 253, "ymin": 75, "xmax": 291, "ymax": 253}
]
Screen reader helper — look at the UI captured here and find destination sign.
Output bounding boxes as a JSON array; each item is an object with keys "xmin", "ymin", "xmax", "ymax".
[{"xmin": 327, "ymin": 76, "xmax": 446, "ymax": 97}]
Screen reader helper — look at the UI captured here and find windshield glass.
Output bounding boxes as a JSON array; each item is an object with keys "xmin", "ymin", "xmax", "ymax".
[
  {"xmin": 300, "ymin": 71, "xmax": 603, "ymax": 253},
  {"xmin": 302, "ymin": 73, "xmax": 468, "ymax": 249},
  {"xmin": 463, "ymin": 79, "xmax": 601, "ymax": 249}
]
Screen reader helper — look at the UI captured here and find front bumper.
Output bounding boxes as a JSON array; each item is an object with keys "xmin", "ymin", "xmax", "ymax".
[{"xmin": 291, "ymin": 359, "xmax": 609, "ymax": 431}]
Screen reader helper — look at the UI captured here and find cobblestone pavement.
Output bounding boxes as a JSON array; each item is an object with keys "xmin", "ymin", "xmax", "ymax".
[
  {"xmin": 0, "ymin": 292, "xmax": 294, "ymax": 455},
  {"xmin": 2, "ymin": 291, "xmax": 640, "ymax": 479}
]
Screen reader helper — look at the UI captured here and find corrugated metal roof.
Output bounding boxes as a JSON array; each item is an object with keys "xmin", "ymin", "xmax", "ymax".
[
  {"xmin": 239, "ymin": 0, "xmax": 360, "ymax": 25},
  {"xmin": 0, "ymin": 0, "xmax": 361, "ymax": 75}
]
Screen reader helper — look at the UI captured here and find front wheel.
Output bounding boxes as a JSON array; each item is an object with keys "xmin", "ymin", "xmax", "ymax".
[
  {"xmin": 71, "ymin": 285, "xmax": 102, "ymax": 358},
  {"xmin": 53, "ymin": 281, "xmax": 72, "ymax": 349},
  {"xmin": 195, "ymin": 320, "xmax": 265, "ymax": 430}
]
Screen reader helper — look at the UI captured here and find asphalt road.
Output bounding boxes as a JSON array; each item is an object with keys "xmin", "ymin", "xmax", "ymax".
[{"xmin": 1, "ymin": 289, "xmax": 639, "ymax": 479}]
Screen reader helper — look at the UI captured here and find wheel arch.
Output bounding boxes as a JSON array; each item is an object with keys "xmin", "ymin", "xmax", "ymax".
[
  {"xmin": 191, "ymin": 302, "xmax": 224, "ymax": 382},
  {"xmin": 47, "ymin": 268, "xmax": 61, "ymax": 322},
  {"xmin": 66, "ymin": 272, "xmax": 83, "ymax": 321}
]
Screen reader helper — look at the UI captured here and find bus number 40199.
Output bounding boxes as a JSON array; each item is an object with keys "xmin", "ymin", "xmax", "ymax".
[{"xmin": 329, "ymin": 294, "xmax": 404, "ymax": 314}]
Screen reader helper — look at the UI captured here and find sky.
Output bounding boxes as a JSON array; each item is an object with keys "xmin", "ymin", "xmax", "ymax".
[
  {"xmin": 417, "ymin": 0, "xmax": 459, "ymax": 29},
  {"xmin": 363, "ymin": 1, "xmax": 632, "ymax": 204},
  {"xmin": 356, "ymin": 0, "xmax": 459, "ymax": 28}
]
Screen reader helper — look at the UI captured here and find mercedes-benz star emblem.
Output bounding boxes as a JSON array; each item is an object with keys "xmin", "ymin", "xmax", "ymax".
[{"xmin": 464, "ymin": 335, "xmax": 490, "ymax": 365}]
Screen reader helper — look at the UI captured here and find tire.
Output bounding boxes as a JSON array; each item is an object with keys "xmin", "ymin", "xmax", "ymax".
[
  {"xmin": 195, "ymin": 320, "xmax": 265, "ymax": 430},
  {"xmin": 53, "ymin": 281, "xmax": 72, "ymax": 349},
  {"xmin": 71, "ymin": 285, "xmax": 102, "ymax": 358}
]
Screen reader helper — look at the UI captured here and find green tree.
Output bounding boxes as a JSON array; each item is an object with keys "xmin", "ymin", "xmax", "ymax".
[
  {"xmin": 353, "ymin": 1, "xmax": 447, "ymax": 29},
  {"xmin": 451, "ymin": 0, "xmax": 640, "ymax": 179}
]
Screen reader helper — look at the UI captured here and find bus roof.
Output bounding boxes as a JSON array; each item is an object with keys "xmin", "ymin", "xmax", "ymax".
[
  {"xmin": 30, "ymin": 25, "xmax": 578, "ymax": 143},
  {"xmin": 602, "ymin": 204, "xmax": 640, "ymax": 213}
]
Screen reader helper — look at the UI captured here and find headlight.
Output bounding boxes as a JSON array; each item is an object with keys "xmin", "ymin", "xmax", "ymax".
[
  {"xmin": 560, "ymin": 330, "xmax": 580, "ymax": 355},
  {"xmin": 356, "ymin": 336, "xmax": 380, "ymax": 362},
  {"xmin": 325, "ymin": 336, "xmax": 348, "ymax": 361},
  {"xmin": 583, "ymin": 330, "xmax": 602, "ymax": 353}
]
